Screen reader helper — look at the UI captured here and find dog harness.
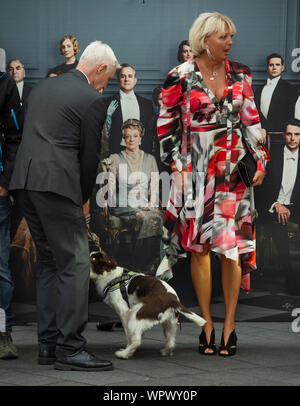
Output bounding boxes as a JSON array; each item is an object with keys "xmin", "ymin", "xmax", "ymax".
[{"xmin": 102, "ymin": 269, "xmax": 142, "ymax": 306}]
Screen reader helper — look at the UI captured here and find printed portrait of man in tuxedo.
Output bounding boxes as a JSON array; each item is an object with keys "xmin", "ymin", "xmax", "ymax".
[
  {"xmin": 8, "ymin": 59, "xmax": 32, "ymax": 110},
  {"xmin": 255, "ymin": 119, "xmax": 300, "ymax": 296},
  {"xmin": 103, "ymin": 63, "xmax": 155, "ymax": 155},
  {"xmin": 7, "ymin": 60, "xmax": 33, "ymax": 238},
  {"xmin": 254, "ymin": 54, "xmax": 298, "ymax": 150}
]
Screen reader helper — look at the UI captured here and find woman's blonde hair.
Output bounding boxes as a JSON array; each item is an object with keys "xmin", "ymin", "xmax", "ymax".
[
  {"xmin": 189, "ymin": 12, "xmax": 236, "ymax": 57},
  {"xmin": 60, "ymin": 35, "xmax": 80, "ymax": 55}
]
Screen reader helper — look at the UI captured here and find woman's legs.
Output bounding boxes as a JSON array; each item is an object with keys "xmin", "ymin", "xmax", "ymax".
[
  {"xmin": 220, "ymin": 255, "xmax": 241, "ymax": 354},
  {"xmin": 190, "ymin": 247, "xmax": 214, "ymax": 353}
]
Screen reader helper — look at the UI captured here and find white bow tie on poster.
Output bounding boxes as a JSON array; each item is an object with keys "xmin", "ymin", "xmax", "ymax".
[
  {"xmin": 267, "ymin": 78, "xmax": 275, "ymax": 86},
  {"xmin": 122, "ymin": 94, "xmax": 135, "ymax": 101}
]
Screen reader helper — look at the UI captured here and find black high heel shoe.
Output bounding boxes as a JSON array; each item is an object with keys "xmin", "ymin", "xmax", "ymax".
[
  {"xmin": 218, "ymin": 329, "xmax": 237, "ymax": 356},
  {"xmin": 199, "ymin": 328, "xmax": 216, "ymax": 355}
]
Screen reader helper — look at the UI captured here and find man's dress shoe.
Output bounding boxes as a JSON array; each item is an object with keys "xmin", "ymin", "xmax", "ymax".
[
  {"xmin": 54, "ymin": 349, "xmax": 114, "ymax": 371},
  {"xmin": 38, "ymin": 347, "xmax": 56, "ymax": 365}
]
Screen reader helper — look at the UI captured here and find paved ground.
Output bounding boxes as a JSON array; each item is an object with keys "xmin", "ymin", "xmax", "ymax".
[{"xmin": 0, "ymin": 321, "xmax": 300, "ymax": 387}]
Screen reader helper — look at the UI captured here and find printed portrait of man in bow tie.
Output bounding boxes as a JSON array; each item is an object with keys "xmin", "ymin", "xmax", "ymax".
[
  {"xmin": 103, "ymin": 63, "xmax": 155, "ymax": 155},
  {"xmin": 254, "ymin": 53, "xmax": 299, "ymax": 142},
  {"xmin": 255, "ymin": 119, "xmax": 300, "ymax": 296}
]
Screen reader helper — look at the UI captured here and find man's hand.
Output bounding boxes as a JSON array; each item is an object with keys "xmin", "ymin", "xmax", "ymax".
[
  {"xmin": 252, "ymin": 170, "xmax": 266, "ymax": 187},
  {"xmin": 274, "ymin": 202, "xmax": 290, "ymax": 225},
  {"xmin": 83, "ymin": 200, "xmax": 90, "ymax": 217},
  {"xmin": 0, "ymin": 186, "xmax": 9, "ymax": 197}
]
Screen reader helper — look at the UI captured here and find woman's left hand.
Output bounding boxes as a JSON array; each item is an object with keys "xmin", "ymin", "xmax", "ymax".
[{"xmin": 252, "ymin": 170, "xmax": 265, "ymax": 187}]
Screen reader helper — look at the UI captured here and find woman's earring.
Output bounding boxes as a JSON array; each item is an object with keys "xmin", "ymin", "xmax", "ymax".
[{"xmin": 206, "ymin": 45, "xmax": 214, "ymax": 60}]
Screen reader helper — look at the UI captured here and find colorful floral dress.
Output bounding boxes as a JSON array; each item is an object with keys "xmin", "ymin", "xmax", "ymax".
[{"xmin": 157, "ymin": 59, "xmax": 268, "ymax": 283}]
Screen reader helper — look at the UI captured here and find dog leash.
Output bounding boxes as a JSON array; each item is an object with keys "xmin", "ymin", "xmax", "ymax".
[{"xmin": 87, "ymin": 227, "xmax": 105, "ymax": 254}]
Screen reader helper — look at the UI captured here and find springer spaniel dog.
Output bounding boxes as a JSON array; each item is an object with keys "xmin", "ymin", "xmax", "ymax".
[{"xmin": 90, "ymin": 250, "xmax": 206, "ymax": 359}]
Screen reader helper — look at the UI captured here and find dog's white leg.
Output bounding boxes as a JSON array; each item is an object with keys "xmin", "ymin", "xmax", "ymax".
[
  {"xmin": 160, "ymin": 315, "xmax": 178, "ymax": 357},
  {"xmin": 109, "ymin": 295, "xmax": 132, "ymax": 351},
  {"xmin": 115, "ymin": 307, "xmax": 144, "ymax": 359},
  {"xmin": 115, "ymin": 332, "xmax": 142, "ymax": 359},
  {"xmin": 118, "ymin": 310, "xmax": 131, "ymax": 349}
]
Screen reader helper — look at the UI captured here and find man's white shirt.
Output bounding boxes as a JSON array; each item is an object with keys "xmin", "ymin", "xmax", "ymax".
[
  {"xmin": 16, "ymin": 80, "xmax": 24, "ymax": 101},
  {"xmin": 120, "ymin": 90, "xmax": 140, "ymax": 122},
  {"xmin": 120, "ymin": 90, "xmax": 140, "ymax": 146},
  {"xmin": 269, "ymin": 146, "xmax": 299, "ymax": 212},
  {"xmin": 295, "ymin": 96, "xmax": 300, "ymax": 120}
]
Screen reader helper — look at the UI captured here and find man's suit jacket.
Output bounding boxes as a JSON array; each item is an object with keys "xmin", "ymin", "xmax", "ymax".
[
  {"xmin": 21, "ymin": 83, "xmax": 32, "ymax": 103},
  {"xmin": 18, "ymin": 82, "xmax": 32, "ymax": 129},
  {"xmin": 255, "ymin": 144, "xmax": 300, "ymax": 217},
  {"xmin": 0, "ymin": 71, "xmax": 22, "ymax": 189},
  {"xmin": 9, "ymin": 69, "xmax": 107, "ymax": 205},
  {"xmin": 254, "ymin": 78, "xmax": 298, "ymax": 133},
  {"xmin": 104, "ymin": 92, "xmax": 155, "ymax": 154}
]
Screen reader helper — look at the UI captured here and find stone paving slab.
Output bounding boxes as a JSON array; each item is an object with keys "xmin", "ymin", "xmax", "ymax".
[{"xmin": 0, "ymin": 322, "xmax": 299, "ymax": 387}]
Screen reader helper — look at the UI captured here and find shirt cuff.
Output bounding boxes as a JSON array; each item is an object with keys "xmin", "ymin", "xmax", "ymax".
[{"xmin": 269, "ymin": 201, "xmax": 279, "ymax": 213}]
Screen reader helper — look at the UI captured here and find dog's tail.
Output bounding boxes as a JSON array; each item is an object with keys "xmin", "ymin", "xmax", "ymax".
[{"xmin": 177, "ymin": 305, "xmax": 206, "ymax": 327}]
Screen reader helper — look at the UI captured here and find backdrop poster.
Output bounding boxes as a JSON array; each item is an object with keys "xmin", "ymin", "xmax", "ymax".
[{"xmin": 10, "ymin": 147, "xmax": 300, "ymax": 325}]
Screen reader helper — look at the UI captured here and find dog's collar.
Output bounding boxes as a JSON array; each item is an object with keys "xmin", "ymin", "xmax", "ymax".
[{"xmin": 102, "ymin": 269, "xmax": 141, "ymax": 304}]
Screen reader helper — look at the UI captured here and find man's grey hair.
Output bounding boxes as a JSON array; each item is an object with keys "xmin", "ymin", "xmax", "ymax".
[
  {"xmin": 79, "ymin": 41, "xmax": 120, "ymax": 71},
  {"xmin": 7, "ymin": 59, "xmax": 24, "ymax": 69}
]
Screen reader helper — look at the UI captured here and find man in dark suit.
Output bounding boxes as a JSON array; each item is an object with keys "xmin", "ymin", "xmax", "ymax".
[
  {"xmin": 9, "ymin": 41, "xmax": 118, "ymax": 371},
  {"xmin": 104, "ymin": 63, "xmax": 155, "ymax": 154},
  {"xmin": 8, "ymin": 60, "xmax": 32, "ymax": 238},
  {"xmin": 255, "ymin": 119, "xmax": 300, "ymax": 295},
  {"xmin": 254, "ymin": 54, "xmax": 298, "ymax": 136},
  {"xmin": 0, "ymin": 70, "xmax": 21, "ymax": 360},
  {"xmin": 8, "ymin": 59, "xmax": 32, "ymax": 109}
]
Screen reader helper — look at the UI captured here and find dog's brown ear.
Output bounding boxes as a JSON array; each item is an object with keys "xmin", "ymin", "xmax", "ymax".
[
  {"xmin": 109, "ymin": 257, "xmax": 118, "ymax": 270},
  {"xmin": 90, "ymin": 251, "xmax": 118, "ymax": 273}
]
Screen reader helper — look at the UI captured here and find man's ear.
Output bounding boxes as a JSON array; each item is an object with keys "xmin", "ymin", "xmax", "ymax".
[{"xmin": 97, "ymin": 64, "xmax": 108, "ymax": 74}]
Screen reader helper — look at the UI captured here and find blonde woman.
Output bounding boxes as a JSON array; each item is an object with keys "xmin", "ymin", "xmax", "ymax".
[
  {"xmin": 47, "ymin": 35, "xmax": 80, "ymax": 77},
  {"xmin": 158, "ymin": 12, "xmax": 269, "ymax": 356}
]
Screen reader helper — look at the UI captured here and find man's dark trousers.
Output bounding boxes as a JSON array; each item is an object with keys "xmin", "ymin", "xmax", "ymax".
[{"xmin": 18, "ymin": 190, "xmax": 90, "ymax": 357}]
